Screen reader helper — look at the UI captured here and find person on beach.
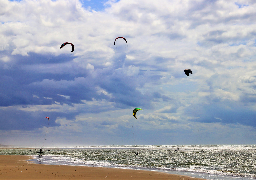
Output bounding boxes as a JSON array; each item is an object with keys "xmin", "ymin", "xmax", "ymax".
[{"xmin": 37, "ymin": 149, "xmax": 44, "ymax": 158}]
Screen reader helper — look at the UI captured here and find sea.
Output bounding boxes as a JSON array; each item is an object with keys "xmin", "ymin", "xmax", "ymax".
[{"xmin": 1, "ymin": 145, "xmax": 256, "ymax": 180}]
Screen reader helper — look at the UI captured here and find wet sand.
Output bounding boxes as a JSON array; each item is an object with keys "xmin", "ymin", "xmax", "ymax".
[{"xmin": 0, "ymin": 155, "xmax": 206, "ymax": 180}]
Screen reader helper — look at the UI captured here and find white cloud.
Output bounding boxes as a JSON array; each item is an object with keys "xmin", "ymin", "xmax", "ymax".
[
  {"xmin": 0, "ymin": 56, "xmax": 10, "ymax": 62},
  {"xmin": 96, "ymin": 86, "xmax": 112, "ymax": 97},
  {"xmin": 86, "ymin": 63, "xmax": 94, "ymax": 70},
  {"xmin": 57, "ymin": 94, "xmax": 70, "ymax": 99}
]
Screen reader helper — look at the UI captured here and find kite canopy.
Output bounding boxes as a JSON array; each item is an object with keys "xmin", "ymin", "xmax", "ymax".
[
  {"xmin": 60, "ymin": 42, "xmax": 74, "ymax": 52},
  {"xmin": 134, "ymin": 108, "xmax": 142, "ymax": 111},
  {"xmin": 133, "ymin": 108, "xmax": 142, "ymax": 119},
  {"xmin": 184, "ymin": 69, "xmax": 192, "ymax": 76},
  {"xmin": 114, "ymin": 37, "xmax": 127, "ymax": 45}
]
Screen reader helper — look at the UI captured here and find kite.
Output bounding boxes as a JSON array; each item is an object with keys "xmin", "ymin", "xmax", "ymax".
[
  {"xmin": 133, "ymin": 108, "xmax": 142, "ymax": 119},
  {"xmin": 60, "ymin": 42, "xmax": 74, "ymax": 52},
  {"xmin": 114, "ymin": 37, "xmax": 127, "ymax": 45},
  {"xmin": 45, "ymin": 117, "xmax": 50, "ymax": 120},
  {"xmin": 184, "ymin": 69, "xmax": 192, "ymax": 76}
]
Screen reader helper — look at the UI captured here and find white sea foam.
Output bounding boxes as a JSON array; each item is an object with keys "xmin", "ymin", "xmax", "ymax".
[{"xmin": 1, "ymin": 145, "xmax": 256, "ymax": 180}]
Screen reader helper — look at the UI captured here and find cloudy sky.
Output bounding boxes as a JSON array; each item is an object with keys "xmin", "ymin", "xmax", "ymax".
[{"xmin": 1, "ymin": 0, "xmax": 256, "ymax": 147}]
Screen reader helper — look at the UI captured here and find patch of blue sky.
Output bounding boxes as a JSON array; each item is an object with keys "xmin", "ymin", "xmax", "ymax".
[
  {"xmin": 79, "ymin": 0, "xmax": 120, "ymax": 12},
  {"xmin": 235, "ymin": 2, "xmax": 249, "ymax": 8},
  {"xmin": 196, "ymin": 42, "xmax": 202, "ymax": 46}
]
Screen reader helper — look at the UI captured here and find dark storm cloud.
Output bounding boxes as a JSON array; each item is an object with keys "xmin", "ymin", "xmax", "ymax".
[
  {"xmin": 152, "ymin": 92, "xmax": 171, "ymax": 102},
  {"xmin": 0, "ymin": 109, "xmax": 35, "ymax": 130},
  {"xmin": 240, "ymin": 93, "xmax": 256, "ymax": 104},
  {"xmin": 0, "ymin": 49, "xmax": 163, "ymax": 110},
  {"xmin": 0, "ymin": 108, "xmax": 48, "ymax": 130},
  {"xmin": 98, "ymin": 69, "xmax": 152, "ymax": 108},
  {"xmin": 14, "ymin": 53, "xmax": 74, "ymax": 65},
  {"xmin": 187, "ymin": 102, "xmax": 256, "ymax": 127},
  {"xmin": 0, "ymin": 106, "xmax": 80, "ymax": 131},
  {"xmin": 0, "ymin": 53, "xmax": 88, "ymax": 106},
  {"xmin": 0, "ymin": 75, "xmax": 40, "ymax": 106}
]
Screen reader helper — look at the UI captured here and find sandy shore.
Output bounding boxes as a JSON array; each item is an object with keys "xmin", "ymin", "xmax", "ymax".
[{"xmin": 0, "ymin": 155, "xmax": 206, "ymax": 180}]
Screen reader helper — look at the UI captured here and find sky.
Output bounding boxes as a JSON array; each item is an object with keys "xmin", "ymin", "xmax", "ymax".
[{"xmin": 1, "ymin": 0, "xmax": 256, "ymax": 147}]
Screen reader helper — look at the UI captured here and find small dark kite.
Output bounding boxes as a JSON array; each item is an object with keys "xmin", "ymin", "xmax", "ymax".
[
  {"xmin": 114, "ymin": 37, "xmax": 127, "ymax": 45},
  {"xmin": 184, "ymin": 69, "xmax": 192, "ymax": 76},
  {"xmin": 60, "ymin": 42, "xmax": 74, "ymax": 52}
]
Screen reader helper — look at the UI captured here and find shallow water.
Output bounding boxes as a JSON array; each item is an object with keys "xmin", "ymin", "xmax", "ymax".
[{"xmin": 1, "ymin": 145, "xmax": 256, "ymax": 180}]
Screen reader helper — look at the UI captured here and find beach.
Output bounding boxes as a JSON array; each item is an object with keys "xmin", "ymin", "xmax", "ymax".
[{"xmin": 0, "ymin": 155, "xmax": 205, "ymax": 180}]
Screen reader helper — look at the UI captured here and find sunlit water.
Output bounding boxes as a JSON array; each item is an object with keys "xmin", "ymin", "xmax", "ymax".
[{"xmin": 1, "ymin": 145, "xmax": 256, "ymax": 180}]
